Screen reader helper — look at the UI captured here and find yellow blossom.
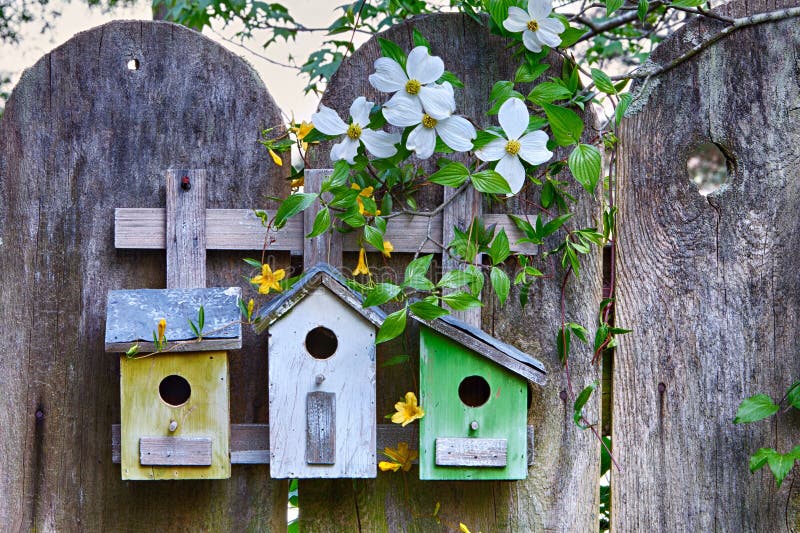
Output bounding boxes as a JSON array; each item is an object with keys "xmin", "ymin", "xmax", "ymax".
[
  {"xmin": 378, "ymin": 442, "xmax": 418, "ymax": 472},
  {"xmin": 391, "ymin": 392, "xmax": 425, "ymax": 427},
  {"xmin": 353, "ymin": 248, "xmax": 371, "ymax": 277},
  {"xmin": 157, "ymin": 319, "xmax": 167, "ymax": 343},
  {"xmin": 352, "ymin": 183, "xmax": 380, "ymax": 216},
  {"xmin": 268, "ymin": 149, "xmax": 283, "ymax": 167},
  {"xmin": 291, "ymin": 120, "xmax": 314, "ymax": 151},
  {"xmin": 290, "ymin": 176, "xmax": 304, "ymax": 188},
  {"xmin": 246, "ymin": 298, "xmax": 254, "ymax": 321},
  {"xmin": 459, "ymin": 524, "xmax": 471, "ymax": 533},
  {"xmin": 382, "ymin": 240, "xmax": 394, "ymax": 258},
  {"xmin": 251, "ymin": 263, "xmax": 286, "ymax": 294}
]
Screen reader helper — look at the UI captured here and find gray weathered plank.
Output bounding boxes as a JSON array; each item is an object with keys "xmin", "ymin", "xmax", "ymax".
[
  {"xmin": 442, "ymin": 185, "xmax": 483, "ymax": 325},
  {"xmin": 139, "ymin": 436, "xmax": 213, "ymax": 466},
  {"xmin": 104, "ymin": 287, "xmax": 242, "ymax": 352},
  {"xmin": 113, "ymin": 423, "xmax": 536, "ymax": 465},
  {"xmin": 115, "ymin": 208, "xmax": 534, "ymax": 254},
  {"xmin": 303, "ymin": 169, "xmax": 343, "ymax": 266},
  {"xmin": 435, "ymin": 437, "xmax": 507, "ymax": 467},
  {"xmin": 166, "ymin": 169, "xmax": 207, "ymax": 288},
  {"xmin": 306, "ymin": 391, "xmax": 336, "ymax": 465},
  {"xmin": 614, "ymin": 2, "xmax": 800, "ymax": 532},
  {"xmin": 0, "ymin": 20, "xmax": 287, "ymax": 530}
]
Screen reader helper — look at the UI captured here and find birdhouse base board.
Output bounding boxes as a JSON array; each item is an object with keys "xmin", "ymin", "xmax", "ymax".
[{"xmin": 139, "ymin": 436, "xmax": 213, "ymax": 466}]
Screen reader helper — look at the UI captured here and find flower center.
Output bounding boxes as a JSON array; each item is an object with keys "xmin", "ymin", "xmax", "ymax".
[
  {"xmin": 505, "ymin": 139, "xmax": 521, "ymax": 155},
  {"xmin": 422, "ymin": 114, "xmax": 437, "ymax": 129},
  {"xmin": 405, "ymin": 79, "xmax": 422, "ymax": 95},
  {"xmin": 347, "ymin": 123, "xmax": 362, "ymax": 140},
  {"xmin": 527, "ymin": 19, "xmax": 539, "ymax": 32}
]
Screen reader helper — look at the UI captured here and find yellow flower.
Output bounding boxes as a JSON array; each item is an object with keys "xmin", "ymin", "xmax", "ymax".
[
  {"xmin": 268, "ymin": 148, "xmax": 283, "ymax": 167},
  {"xmin": 391, "ymin": 392, "xmax": 425, "ymax": 427},
  {"xmin": 352, "ymin": 183, "xmax": 380, "ymax": 216},
  {"xmin": 382, "ymin": 240, "xmax": 394, "ymax": 258},
  {"xmin": 157, "ymin": 319, "xmax": 167, "ymax": 343},
  {"xmin": 291, "ymin": 120, "xmax": 314, "ymax": 151},
  {"xmin": 459, "ymin": 524, "xmax": 471, "ymax": 533},
  {"xmin": 351, "ymin": 183, "xmax": 374, "ymax": 197},
  {"xmin": 290, "ymin": 176, "xmax": 304, "ymax": 188},
  {"xmin": 246, "ymin": 298, "xmax": 254, "ymax": 321},
  {"xmin": 353, "ymin": 248, "xmax": 371, "ymax": 276},
  {"xmin": 251, "ymin": 263, "xmax": 286, "ymax": 294},
  {"xmin": 378, "ymin": 442, "xmax": 418, "ymax": 472}
]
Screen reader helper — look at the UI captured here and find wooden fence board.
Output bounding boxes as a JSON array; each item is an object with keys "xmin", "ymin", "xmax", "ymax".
[
  {"xmin": 0, "ymin": 20, "xmax": 287, "ymax": 531},
  {"xmin": 615, "ymin": 1, "xmax": 800, "ymax": 531}
]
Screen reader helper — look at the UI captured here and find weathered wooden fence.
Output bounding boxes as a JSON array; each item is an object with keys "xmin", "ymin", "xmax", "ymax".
[{"xmin": 0, "ymin": 2, "xmax": 798, "ymax": 532}]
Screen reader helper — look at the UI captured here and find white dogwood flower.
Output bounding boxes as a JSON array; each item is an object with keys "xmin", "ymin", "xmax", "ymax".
[
  {"xmin": 311, "ymin": 97, "xmax": 400, "ymax": 164},
  {"xmin": 369, "ymin": 46, "xmax": 456, "ymax": 124},
  {"xmin": 475, "ymin": 97, "xmax": 553, "ymax": 194},
  {"xmin": 384, "ymin": 82, "xmax": 476, "ymax": 159},
  {"xmin": 503, "ymin": 0, "xmax": 565, "ymax": 53}
]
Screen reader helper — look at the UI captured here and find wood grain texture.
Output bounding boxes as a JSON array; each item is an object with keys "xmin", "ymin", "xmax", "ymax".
[
  {"xmin": 442, "ymin": 185, "xmax": 483, "ymax": 325},
  {"xmin": 0, "ymin": 20, "xmax": 287, "ymax": 530},
  {"xmin": 115, "ymin": 208, "xmax": 537, "ymax": 254},
  {"xmin": 304, "ymin": 169, "xmax": 343, "ymax": 266},
  {"xmin": 303, "ymin": 13, "xmax": 600, "ymax": 532},
  {"xmin": 166, "ymin": 169, "xmax": 206, "ymax": 288},
  {"xmin": 614, "ymin": 2, "xmax": 800, "ymax": 532},
  {"xmin": 139, "ymin": 436, "xmax": 213, "ymax": 466},
  {"xmin": 434, "ymin": 438, "xmax": 507, "ymax": 467},
  {"xmin": 268, "ymin": 287, "xmax": 377, "ymax": 478},
  {"xmin": 306, "ymin": 391, "xmax": 336, "ymax": 465}
]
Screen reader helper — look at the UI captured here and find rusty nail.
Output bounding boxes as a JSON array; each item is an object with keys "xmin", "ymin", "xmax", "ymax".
[
  {"xmin": 658, "ymin": 382, "xmax": 666, "ymax": 393},
  {"xmin": 315, "ymin": 374, "xmax": 325, "ymax": 385},
  {"xmin": 181, "ymin": 176, "xmax": 191, "ymax": 191}
]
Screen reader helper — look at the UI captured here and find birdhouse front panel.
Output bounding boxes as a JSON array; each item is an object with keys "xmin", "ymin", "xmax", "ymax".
[
  {"xmin": 419, "ymin": 326, "xmax": 528, "ymax": 480},
  {"xmin": 120, "ymin": 351, "xmax": 230, "ymax": 480},
  {"xmin": 268, "ymin": 286, "xmax": 377, "ymax": 478}
]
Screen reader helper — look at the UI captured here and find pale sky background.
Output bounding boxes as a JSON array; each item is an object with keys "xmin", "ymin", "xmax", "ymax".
[{"xmin": 0, "ymin": 0, "xmax": 366, "ymax": 119}]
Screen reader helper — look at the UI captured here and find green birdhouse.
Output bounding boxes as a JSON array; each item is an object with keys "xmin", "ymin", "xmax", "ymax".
[{"xmin": 413, "ymin": 315, "xmax": 546, "ymax": 481}]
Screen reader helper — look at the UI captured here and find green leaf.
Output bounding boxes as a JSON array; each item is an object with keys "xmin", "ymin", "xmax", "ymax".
[
  {"xmin": 787, "ymin": 381, "xmax": 800, "ymax": 410},
  {"xmin": 573, "ymin": 380, "xmax": 598, "ymax": 429},
  {"xmin": 605, "ymin": 0, "xmax": 624, "ymax": 15},
  {"xmin": 243, "ymin": 258, "xmax": 262, "ymax": 268},
  {"xmin": 615, "ymin": 93, "xmax": 633, "ymax": 128},
  {"xmin": 442, "ymin": 292, "xmax": 483, "ymax": 311},
  {"xmin": 637, "ymin": 0, "xmax": 648, "ymax": 21},
  {"xmin": 405, "ymin": 254, "xmax": 433, "ymax": 281},
  {"xmin": 568, "ymin": 322, "xmax": 588, "ymax": 343},
  {"xmin": 767, "ymin": 451, "xmax": 796, "ymax": 488},
  {"xmin": 557, "ymin": 327, "xmax": 570, "ymax": 364},
  {"xmin": 568, "ymin": 144, "xmax": 602, "ymax": 194},
  {"xmin": 488, "ymin": 229, "xmax": 510, "ymax": 265},
  {"xmin": 486, "ymin": 0, "xmax": 514, "ymax": 27},
  {"xmin": 515, "ymin": 62, "xmax": 549, "ymax": 83},
  {"xmin": 362, "ymin": 283, "xmax": 401, "ymax": 307},
  {"xmin": 429, "ymin": 162, "xmax": 470, "ymax": 188},
  {"xmin": 490, "ymin": 267, "xmax": 510, "ymax": 306},
  {"xmin": 439, "ymin": 71, "xmax": 464, "ymax": 89},
  {"xmin": 527, "ymin": 82, "xmax": 573, "ymax": 105},
  {"xmin": 542, "ymin": 213, "xmax": 573, "ymax": 238},
  {"xmin": 472, "ymin": 170, "xmax": 512, "ymax": 194},
  {"xmin": 381, "ymin": 354, "xmax": 411, "ymax": 368},
  {"xmin": 438, "ymin": 270, "xmax": 477, "ymax": 289},
  {"xmin": 542, "ymin": 103, "xmax": 584, "ymax": 147},
  {"xmin": 750, "ymin": 448, "xmax": 772, "ymax": 473},
  {"xmin": 733, "ymin": 394, "xmax": 780, "ymax": 424},
  {"xmin": 559, "ymin": 26, "xmax": 585, "ymax": 48},
  {"xmin": 465, "ymin": 264, "xmax": 484, "ymax": 295},
  {"xmin": 376, "ymin": 307, "xmax": 407, "ymax": 344},
  {"xmin": 198, "ymin": 305, "xmax": 204, "ymax": 331},
  {"xmin": 412, "ymin": 28, "xmax": 430, "ymax": 49},
  {"xmin": 363, "ymin": 225, "xmax": 385, "ymax": 252},
  {"xmin": 306, "ymin": 207, "xmax": 331, "ymax": 238},
  {"xmin": 275, "ymin": 193, "xmax": 317, "ymax": 229},
  {"xmin": 591, "ymin": 68, "xmax": 617, "ymax": 95},
  {"xmin": 670, "ymin": 0, "xmax": 706, "ymax": 6},
  {"xmin": 410, "ymin": 300, "xmax": 450, "ymax": 320},
  {"xmin": 377, "ymin": 38, "xmax": 406, "ymax": 68}
]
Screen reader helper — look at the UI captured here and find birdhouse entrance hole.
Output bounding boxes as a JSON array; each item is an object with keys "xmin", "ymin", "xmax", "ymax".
[
  {"xmin": 458, "ymin": 375, "xmax": 491, "ymax": 407},
  {"xmin": 159, "ymin": 374, "xmax": 192, "ymax": 407},
  {"xmin": 305, "ymin": 326, "xmax": 338, "ymax": 359}
]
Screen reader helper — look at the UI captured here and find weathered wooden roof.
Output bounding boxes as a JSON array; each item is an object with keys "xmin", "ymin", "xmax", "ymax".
[
  {"xmin": 412, "ymin": 314, "xmax": 547, "ymax": 386},
  {"xmin": 105, "ymin": 287, "xmax": 242, "ymax": 353},
  {"xmin": 255, "ymin": 263, "xmax": 386, "ymax": 332}
]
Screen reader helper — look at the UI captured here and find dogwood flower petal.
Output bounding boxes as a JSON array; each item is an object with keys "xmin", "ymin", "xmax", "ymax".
[
  {"xmin": 311, "ymin": 104, "xmax": 348, "ymax": 135},
  {"xmin": 475, "ymin": 137, "xmax": 508, "ymax": 162},
  {"xmin": 538, "ymin": 16, "xmax": 565, "ymax": 37},
  {"xmin": 330, "ymin": 138, "xmax": 361, "ymax": 164},
  {"xmin": 369, "ymin": 57, "xmax": 408, "ymax": 92},
  {"xmin": 406, "ymin": 46, "xmax": 445, "ymax": 85},
  {"xmin": 536, "ymin": 26, "xmax": 563, "ymax": 48},
  {"xmin": 504, "ymin": 6, "xmax": 531, "ymax": 32},
  {"xmin": 528, "ymin": 0, "xmax": 553, "ymax": 20},
  {"xmin": 349, "ymin": 96, "xmax": 374, "ymax": 128},
  {"xmin": 407, "ymin": 124, "xmax": 437, "ymax": 160},
  {"xmin": 383, "ymin": 91, "xmax": 424, "ymax": 127},
  {"xmin": 360, "ymin": 129, "xmax": 400, "ymax": 159},
  {"xmin": 499, "ymin": 97, "xmax": 529, "ymax": 140},
  {"xmin": 436, "ymin": 115, "xmax": 476, "ymax": 152},
  {"xmin": 518, "ymin": 130, "xmax": 553, "ymax": 165},
  {"xmin": 418, "ymin": 83, "xmax": 456, "ymax": 120},
  {"xmin": 496, "ymin": 153, "xmax": 526, "ymax": 194},
  {"xmin": 523, "ymin": 31, "xmax": 543, "ymax": 53}
]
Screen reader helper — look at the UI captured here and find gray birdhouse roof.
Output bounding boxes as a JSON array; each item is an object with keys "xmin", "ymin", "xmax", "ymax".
[
  {"xmin": 411, "ymin": 314, "xmax": 547, "ymax": 386},
  {"xmin": 254, "ymin": 263, "xmax": 386, "ymax": 333}
]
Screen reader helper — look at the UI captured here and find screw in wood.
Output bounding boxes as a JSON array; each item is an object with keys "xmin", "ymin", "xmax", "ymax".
[
  {"xmin": 470, "ymin": 420, "xmax": 479, "ymax": 431},
  {"xmin": 168, "ymin": 419, "xmax": 178, "ymax": 432},
  {"xmin": 315, "ymin": 374, "xmax": 325, "ymax": 385},
  {"xmin": 180, "ymin": 175, "xmax": 191, "ymax": 191}
]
